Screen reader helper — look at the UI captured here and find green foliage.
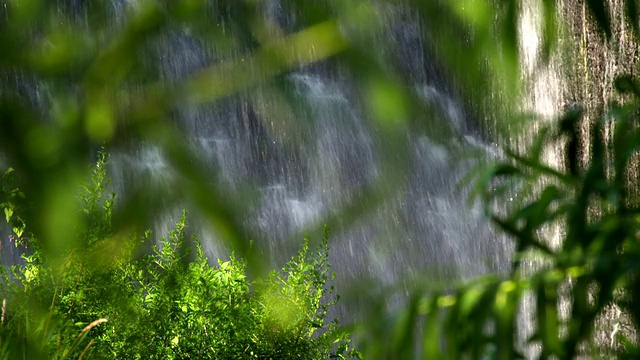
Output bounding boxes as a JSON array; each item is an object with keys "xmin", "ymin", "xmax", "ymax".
[
  {"xmin": 0, "ymin": 167, "xmax": 27, "ymax": 245},
  {"xmin": 3, "ymin": 1, "xmax": 640, "ymax": 359},
  {"xmin": 361, "ymin": 76, "xmax": 640, "ymax": 358},
  {"xmin": 0, "ymin": 154, "xmax": 358, "ymax": 359}
]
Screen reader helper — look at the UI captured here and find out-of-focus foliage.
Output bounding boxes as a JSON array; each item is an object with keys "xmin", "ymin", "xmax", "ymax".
[
  {"xmin": 0, "ymin": 153, "xmax": 358, "ymax": 359},
  {"xmin": 394, "ymin": 95, "xmax": 640, "ymax": 358},
  {"xmin": 353, "ymin": 8, "xmax": 640, "ymax": 359},
  {"xmin": 2, "ymin": 0, "xmax": 640, "ymax": 358}
]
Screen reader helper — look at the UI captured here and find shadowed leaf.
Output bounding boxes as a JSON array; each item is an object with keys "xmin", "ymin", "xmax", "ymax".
[
  {"xmin": 586, "ymin": 0, "xmax": 612, "ymax": 39},
  {"xmin": 626, "ymin": 0, "xmax": 640, "ymax": 39}
]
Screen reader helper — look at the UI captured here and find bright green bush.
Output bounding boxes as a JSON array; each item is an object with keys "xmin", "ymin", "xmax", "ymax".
[{"xmin": 0, "ymin": 152, "xmax": 359, "ymax": 359}]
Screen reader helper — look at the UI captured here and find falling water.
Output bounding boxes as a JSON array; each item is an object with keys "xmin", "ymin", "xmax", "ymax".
[
  {"xmin": 101, "ymin": 0, "xmax": 511, "ymax": 328},
  {"xmin": 517, "ymin": 2, "xmax": 565, "ymax": 357}
]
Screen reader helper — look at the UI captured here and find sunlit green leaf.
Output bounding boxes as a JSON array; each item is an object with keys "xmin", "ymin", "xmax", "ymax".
[{"xmin": 4, "ymin": 207, "xmax": 13, "ymax": 223}]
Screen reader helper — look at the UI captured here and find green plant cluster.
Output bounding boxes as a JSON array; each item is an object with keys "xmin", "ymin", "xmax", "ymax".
[{"xmin": 0, "ymin": 152, "xmax": 359, "ymax": 359}]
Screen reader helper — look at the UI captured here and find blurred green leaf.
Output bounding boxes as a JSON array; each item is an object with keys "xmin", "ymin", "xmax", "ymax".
[
  {"xmin": 184, "ymin": 20, "xmax": 349, "ymax": 103},
  {"xmin": 422, "ymin": 297, "xmax": 443, "ymax": 358},
  {"xmin": 614, "ymin": 74, "xmax": 640, "ymax": 96},
  {"xmin": 541, "ymin": 0, "xmax": 558, "ymax": 63},
  {"xmin": 367, "ymin": 78, "xmax": 408, "ymax": 128}
]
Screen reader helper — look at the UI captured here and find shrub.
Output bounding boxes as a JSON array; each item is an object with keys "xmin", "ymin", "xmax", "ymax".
[{"xmin": 0, "ymin": 151, "xmax": 359, "ymax": 359}]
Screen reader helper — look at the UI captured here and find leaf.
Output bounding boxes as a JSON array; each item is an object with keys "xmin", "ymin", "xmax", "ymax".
[
  {"xmin": 4, "ymin": 207, "xmax": 12, "ymax": 223},
  {"xmin": 494, "ymin": 280, "xmax": 521, "ymax": 358},
  {"xmin": 513, "ymin": 185, "xmax": 563, "ymax": 229},
  {"xmin": 530, "ymin": 125, "xmax": 552, "ymax": 163},
  {"xmin": 502, "ymin": 0, "xmax": 520, "ymax": 79},
  {"xmin": 459, "ymin": 284, "xmax": 486, "ymax": 318},
  {"xmin": 422, "ymin": 297, "xmax": 442, "ymax": 358},
  {"xmin": 13, "ymin": 225, "xmax": 23, "ymax": 238},
  {"xmin": 391, "ymin": 297, "xmax": 419, "ymax": 358},
  {"xmin": 541, "ymin": 0, "xmax": 558, "ymax": 63},
  {"xmin": 559, "ymin": 106, "xmax": 584, "ymax": 135},
  {"xmin": 586, "ymin": 0, "xmax": 612, "ymax": 40},
  {"xmin": 537, "ymin": 280, "xmax": 563, "ymax": 357},
  {"xmin": 614, "ymin": 74, "xmax": 640, "ymax": 96},
  {"xmin": 492, "ymin": 164, "xmax": 522, "ymax": 177},
  {"xmin": 625, "ymin": 0, "xmax": 640, "ymax": 39},
  {"xmin": 505, "ymin": 148, "xmax": 574, "ymax": 184}
]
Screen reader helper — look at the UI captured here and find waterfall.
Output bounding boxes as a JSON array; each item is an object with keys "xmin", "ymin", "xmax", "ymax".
[
  {"xmin": 517, "ymin": 2, "xmax": 565, "ymax": 357},
  {"xmin": 93, "ymin": 0, "xmax": 512, "ymax": 326},
  {"xmin": 0, "ymin": 0, "xmax": 533, "ymax": 344}
]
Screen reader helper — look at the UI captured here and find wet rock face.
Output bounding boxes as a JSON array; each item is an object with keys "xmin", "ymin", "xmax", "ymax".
[
  {"xmin": 558, "ymin": 1, "xmax": 640, "ymax": 353},
  {"xmin": 559, "ymin": 0, "xmax": 639, "ymax": 166}
]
